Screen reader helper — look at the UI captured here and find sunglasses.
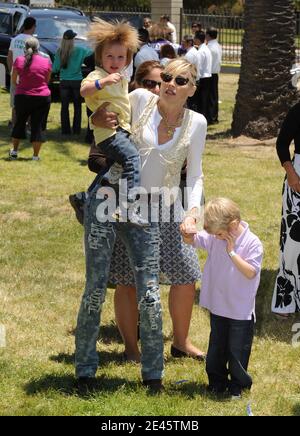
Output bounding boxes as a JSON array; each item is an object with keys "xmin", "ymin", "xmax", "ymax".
[
  {"xmin": 160, "ymin": 72, "xmax": 189, "ymax": 86},
  {"xmin": 141, "ymin": 79, "xmax": 161, "ymax": 89}
]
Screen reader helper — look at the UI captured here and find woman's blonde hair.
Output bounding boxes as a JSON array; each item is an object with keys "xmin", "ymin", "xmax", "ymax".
[
  {"xmin": 88, "ymin": 18, "xmax": 139, "ymax": 66},
  {"xmin": 58, "ymin": 38, "xmax": 74, "ymax": 69},
  {"xmin": 24, "ymin": 36, "xmax": 39, "ymax": 69},
  {"xmin": 204, "ymin": 198, "xmax": 241, "ymax": 233},
  {"xmin": 164, "ymin": 58, "xmax": 197, "ymax": 86}
]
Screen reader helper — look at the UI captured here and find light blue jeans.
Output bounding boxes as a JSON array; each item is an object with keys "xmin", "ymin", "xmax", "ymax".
[{"xmin": 75, "ymin": 183, "xmax": 164, "ymax": 381}]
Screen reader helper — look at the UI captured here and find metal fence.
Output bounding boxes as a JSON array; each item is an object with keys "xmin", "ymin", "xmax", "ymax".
[
  {"xmin": 85, "ymin": 9, "xmax": 300, "ymax": 65},
  {"xmin": 183, "ymin": 10, "xmax": 300, "ymax": 64},
  {"xmin": 181, "ymin": 11, "xmax": 244, "ymax": 64}
]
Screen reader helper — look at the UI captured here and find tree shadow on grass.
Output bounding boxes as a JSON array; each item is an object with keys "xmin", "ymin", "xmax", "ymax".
[
  {"xmin": 67, "ymin": 321, "xmax": 123, "ymax": 345},
  {"xmin": 50, "ymin": 349, "xmax": 129, "ymax": 367},
  {"xmin": 24, "ymin": 374, "xmax": 139, "ymax": 398},
  {"xmin": 206, "ymin": 128, "xmax": 232, "ymax": 141},
  {"xmin": 293, "ymin": 403, "xmax": 300, "ymax": 416},
  {"xmin": 168, "ymin": 381, "xmax": 230, "ymax": 402}
]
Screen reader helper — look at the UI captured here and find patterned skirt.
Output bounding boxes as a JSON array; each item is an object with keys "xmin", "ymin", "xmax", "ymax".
[
  {"xmin": 108, "ymin": 199, "xmax": 201, "ymax": 286},
  {"xmin": 272, "ymin": 154, "xmax": 300, "ymax": 314}
]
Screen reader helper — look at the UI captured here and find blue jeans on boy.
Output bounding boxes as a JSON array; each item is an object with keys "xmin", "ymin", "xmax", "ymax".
[
  {"xmin": 206, "ymin": 313, "xmax": 254, "ymax": 396},
  {"xmin": 75, "ymin": 183, "xmax": 164, "ymax": 381},
  {"xmin": 97, "ymin": 128, "xmax": 140, "ymax": 200}
]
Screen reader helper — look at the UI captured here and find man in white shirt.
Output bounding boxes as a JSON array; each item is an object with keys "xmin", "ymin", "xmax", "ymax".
[
  {"xmin": 134, "ymin": 28, "xmax": 159, "ymax": 71},
  {"xmin": 206, "ymin": 27, "xmax": 222, "ymax": 124},
  {"xmin": 195, "ymin": 31, "xmax": 212, "ymax": 119},
  {"xmin": 183, "ymin": 35, "xmax": 198, "ymax": 67},
  {"xmin": 160, "ymin": 15, "xmax": 177, "ymax": 44},
  {"xmin": 7, "ymin": 17, "xmax": 37, "ymax": 125},
  {"xmin": 187, "ymin": 32, "xmax": 212, "ymax": 119}
]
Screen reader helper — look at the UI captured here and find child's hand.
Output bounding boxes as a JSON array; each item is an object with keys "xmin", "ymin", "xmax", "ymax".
[
  {"xmin": 224, "ymin": 233, "xmax": 235, "ymax": 253},
  {"xmin": 180, "ymin": 217, "xmax": 197, "ymax": 245},
  {"xmin": 103, "ymin": 73, "xmax": 123, "ymax": 86}
]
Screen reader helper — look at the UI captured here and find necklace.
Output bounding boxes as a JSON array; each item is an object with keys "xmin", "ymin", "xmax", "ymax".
[{"xmin": 158, "ymin": 104, "xmax": 185, "ymax": 138}]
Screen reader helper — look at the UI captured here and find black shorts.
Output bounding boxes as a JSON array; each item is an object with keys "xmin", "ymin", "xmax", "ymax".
[{"xmin": 12, "ymin": 94, "xmax": 51, "ymax": 142}]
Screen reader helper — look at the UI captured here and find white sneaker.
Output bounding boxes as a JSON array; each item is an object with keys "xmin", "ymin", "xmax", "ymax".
[
  {"xmin": 9, "ymin": 149, "xmax": 18, "ymax": 160},
  {"xmin": 32, "ymin": 156, "xmax": 40, "ymax": 161}
]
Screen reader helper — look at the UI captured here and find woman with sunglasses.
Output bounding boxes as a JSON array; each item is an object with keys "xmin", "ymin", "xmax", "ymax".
[
  {"xmin": 90, "ymin": 59, "xmax": 207, "ymax": 362},
  {"xmin": 133, "ymin": 60, "xmax": 163, "ymax": 95}
]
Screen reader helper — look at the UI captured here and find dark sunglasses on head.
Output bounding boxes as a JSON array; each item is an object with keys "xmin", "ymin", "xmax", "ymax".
[
  {"xmin": 160, "ymin": 72, "xmax": 189, "ymax": 86},
  {"xmin": 141, "ymin": 79, "xmax": 161, "ymax": 89}
]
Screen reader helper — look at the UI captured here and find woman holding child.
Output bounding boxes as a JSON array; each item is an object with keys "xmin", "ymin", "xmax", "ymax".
[{"xmin": 75, "ymin": 18, "xmax": 207, "ymax": 392}]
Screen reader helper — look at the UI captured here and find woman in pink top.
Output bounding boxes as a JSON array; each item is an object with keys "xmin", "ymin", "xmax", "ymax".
[{"xmin": 9, "ymin": 37, "xmax": 52, "ymax": 161}]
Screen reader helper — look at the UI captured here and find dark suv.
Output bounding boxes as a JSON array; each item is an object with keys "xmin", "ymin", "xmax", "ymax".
[{"xmin": 0, "ymin": 4, "xmax": 92, "ymax": 88}]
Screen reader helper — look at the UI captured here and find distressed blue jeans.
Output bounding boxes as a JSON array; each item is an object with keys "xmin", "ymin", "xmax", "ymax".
[{"xmin": 75, "ymin": 183, "xmax": 164, "ymax": 381}]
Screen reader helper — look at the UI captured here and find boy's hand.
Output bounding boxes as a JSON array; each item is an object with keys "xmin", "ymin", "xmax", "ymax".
[
  {"xmin": 180, "ymin": 217, "xmax": 197, "ymax": 245},
  {"xmin": 224, "ymin": 233, "xmax": 235, "ymax": 253},
  {"xmin": 103, "ymin": 73, "xmax": 123, "ymax": 86}
]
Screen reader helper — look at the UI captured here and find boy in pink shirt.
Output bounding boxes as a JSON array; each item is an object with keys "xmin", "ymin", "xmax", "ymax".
[{"xmin": 182, "ymin": 198, "xmax": 263, "ymax": 398}]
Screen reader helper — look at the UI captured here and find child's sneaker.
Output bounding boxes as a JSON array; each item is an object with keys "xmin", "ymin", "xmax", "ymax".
[
  {"xmin": 9, "ymin": 149, "xmax": 18, "ymax": 160},
  {"xmin": 32, "ymin": 156, "xmax": 40, "ymax": 161},
  {"xmin": 69, "ymin": 192, "xmax": 85, "ymax": 225}
]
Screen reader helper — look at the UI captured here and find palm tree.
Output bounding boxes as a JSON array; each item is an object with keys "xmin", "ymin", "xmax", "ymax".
[{"xmin": 232, "ymin": 0, "xmax": 297, "ymax": 139}]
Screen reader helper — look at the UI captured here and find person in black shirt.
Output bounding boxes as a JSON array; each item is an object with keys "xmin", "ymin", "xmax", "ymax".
[{"xmin": 272, "ymin": 98, "xmax": 300, "ymax": 318}]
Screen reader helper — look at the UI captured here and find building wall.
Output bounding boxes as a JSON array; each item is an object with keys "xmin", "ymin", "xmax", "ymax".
[{"xmin": 151, "ymin": 0, "xmax": 183, "ymax": 43}]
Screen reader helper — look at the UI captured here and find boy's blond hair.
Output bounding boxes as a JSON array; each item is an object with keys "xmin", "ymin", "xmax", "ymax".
[
  {"xmin": 204, "ymin": 198, "xmax": 241, "ymax": 234},
  {"xmin": 88, "ymin": 18, "xmax": 139, "ymax": 67}
]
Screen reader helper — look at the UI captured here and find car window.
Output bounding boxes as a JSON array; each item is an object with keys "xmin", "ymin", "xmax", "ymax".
[
  {"xmin": 13, "ymin": 12, "xmax": 22, "ymax": 34},
  {"xmin": 0, "ymin": 12, "xmax": 11, "ymax": 35},
  {"xmin": 34, "ymin": 17, "xmax": 90, "ymax": 39}
]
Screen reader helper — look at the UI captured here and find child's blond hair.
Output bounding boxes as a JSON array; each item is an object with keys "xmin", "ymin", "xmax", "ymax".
[
  {"xmin": 204, "ymin": 198, "xmax": 241, "ymax": 234},
  {"xmin": 88, "ymin": 18, "xmax": 139, "ymax": 67}
]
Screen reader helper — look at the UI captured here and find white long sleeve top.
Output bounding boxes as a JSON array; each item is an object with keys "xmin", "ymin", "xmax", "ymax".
[{"xmin": 128, "ymin": 89, "xmax": 207, "ymax": 210}]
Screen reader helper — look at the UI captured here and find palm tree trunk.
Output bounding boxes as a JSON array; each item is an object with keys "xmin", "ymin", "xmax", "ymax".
[{"xmin": 232, "ymin": 0, "xmax": 297, "ymax": 139}]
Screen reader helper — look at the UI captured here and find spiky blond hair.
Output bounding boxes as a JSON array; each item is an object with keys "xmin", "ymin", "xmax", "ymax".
[{"xmin": 88, "ymin": 18, "xmax": 139, "ymax": 67}]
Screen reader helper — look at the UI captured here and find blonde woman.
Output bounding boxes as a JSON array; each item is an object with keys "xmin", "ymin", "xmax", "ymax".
[
  {"xmin": 52, "ymin": 29, "xmax": 92, "ymax": 135},
  {"xmin": 75, "ymin": 20, "xmax": 165, "ymax": 393},
  {"xmin": 91, "ymin": 58, "xmax": 207, "ymax": 363}
]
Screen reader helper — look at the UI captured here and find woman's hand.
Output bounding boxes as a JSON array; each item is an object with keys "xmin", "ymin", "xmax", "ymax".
[
  {"xmin": 287, "ymin": 171, "xmax": 300, "ymax": 193},
  {"xmin": 180, "ymin": 216, "xmax": 197, "ymax": 244},
  {"xmin": 91, "ymin": 102, "xmax": 119, "ymax": 129},
  {"xmin": 283, "ymin": 161, "xmax": 300, "ymax": 193}
]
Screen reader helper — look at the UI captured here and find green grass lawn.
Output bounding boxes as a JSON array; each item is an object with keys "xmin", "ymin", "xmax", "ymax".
[{"xmin": 0, "ymin": 75, "xmax": 300, "ymax": 416}]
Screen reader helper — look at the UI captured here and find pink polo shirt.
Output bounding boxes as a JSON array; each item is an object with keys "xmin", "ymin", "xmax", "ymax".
[
  {"xmin": 193, "ymin": 222, "xmax": 263, "ymax": 321},
  {"xmin": 13, "ymin": 54, "xmax": 52, "ymax": 97}
]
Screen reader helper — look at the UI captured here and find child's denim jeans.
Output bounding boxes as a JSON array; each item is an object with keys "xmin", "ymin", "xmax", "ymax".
[{"xmin": 206, "ymin": 313, "xmax": 254, "ymax": 396}]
